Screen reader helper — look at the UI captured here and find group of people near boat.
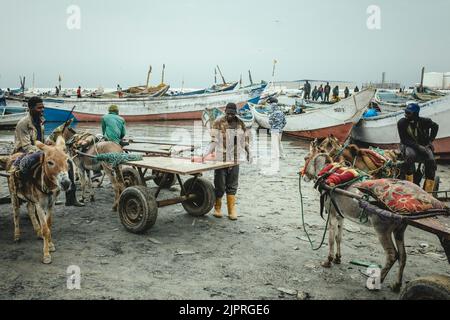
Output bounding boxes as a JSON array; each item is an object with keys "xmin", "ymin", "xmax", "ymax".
[{"xmin": 302, "ymin": 81, "xmax": 360, "ymax": 102}]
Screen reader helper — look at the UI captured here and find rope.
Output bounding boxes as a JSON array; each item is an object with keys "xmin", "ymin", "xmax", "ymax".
[{"xmin": 299, "ymin": 173, "xmax": 330, "ymax": 250}]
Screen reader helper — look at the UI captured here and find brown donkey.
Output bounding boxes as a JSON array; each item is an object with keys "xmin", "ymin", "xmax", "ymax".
[{"xmin": 7, "ymin": 136, "xmax": 71, "ymax": 264}]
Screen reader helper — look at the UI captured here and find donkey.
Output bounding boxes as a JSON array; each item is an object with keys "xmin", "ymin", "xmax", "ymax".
[
  {"xmin": 302, "ymin": 151, "xmax": 408, "ymax": 292},
  {"xmin": 56, "ymin": 127, "xmax": 125, "ymax": 211},
  {"xmin": 7, "ymin": 136, "xmax": 71, "ymax": 264},
  {"xmin": 307, "ymin": 135, "xmax": 401, "ymax": 179}
]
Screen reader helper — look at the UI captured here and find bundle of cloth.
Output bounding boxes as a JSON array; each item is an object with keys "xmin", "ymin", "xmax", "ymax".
[{"xmin": 354, "ymin": 179, "xmax": 447, "ymax": 214}]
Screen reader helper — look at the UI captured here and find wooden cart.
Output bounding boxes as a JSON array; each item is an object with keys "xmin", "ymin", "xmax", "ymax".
[
  {"xmin": 122, "ymin": 143, "xmax": 198, "ymax": 188},
  {"xmin": 117, "ymin": 156, "xmax": 235, "ymax": 234}
]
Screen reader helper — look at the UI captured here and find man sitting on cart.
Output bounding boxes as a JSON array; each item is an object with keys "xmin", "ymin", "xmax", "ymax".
[
  {"xmin": 202, "ymin": 103, "xmax": 250, "ymax": 221},
  {"xmin": 397, "ymin": 102, "xmax": 439, "ymax": 192}
]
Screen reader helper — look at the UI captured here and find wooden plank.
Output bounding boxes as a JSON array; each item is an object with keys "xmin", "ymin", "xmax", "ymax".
[
  {"xmin": 408, "ymin": 216, "xmax": 450, "ymax": 240},
  {"xmin": 124, "ymin": 143, "xmax": 196, "ymax": 156},
  {"xmin": 126, "ymin": 157, "xmax": 236, "ymax": 175}
]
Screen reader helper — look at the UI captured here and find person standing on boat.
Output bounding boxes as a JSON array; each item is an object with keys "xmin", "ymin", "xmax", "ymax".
[
  {"xmin": 117, "ymin": 84, "xmax": 123, "ymax": 98},
  {"xmin": 354, "ymin": 86, "xmax": 360, "ymax": 93},
  {"xmin": 324, "ymin": 82, "xmax": 331, "ymax": 102},
  {"xmin": 55, "ymin": 86, "xmax": 60, "ymax": 96},
  {"xmin": 202, "ymin": 103, "xmax": 250, "ymax": 221},
  {"xmin": 303, "ymin": 81, "xmax": 311, "ymax": 100},
  {"xmin": 13, "ymin": 97, "xmax": 84, "ymax": 207},
  {"xmin": 344, "ymin": 87, "xmax": 350, "ymax": 98},
  {"xmin": 268, "ymin": 97, "xmax": 287, "ymax": 159},
  {"xmin": 332, "ymin": 85, "xmax": 339, "ymax": 100},
  {"xmin": 318, "ymin": 84, "xmax": 324, "ymax": 101},
  {"xmin": 77, "ymin": 86, "xmax": 82, "ymax": 98},
  {"xmin": 102, "ymin": 105, "xmax": 127, "ymax": 146},
  {"xmin": 311, "ymin": 86, "xmax": 318, "ymax": 101},
  {"xmin": 397, "ymin": 103, "xmax": 439, "ymax": 192}
]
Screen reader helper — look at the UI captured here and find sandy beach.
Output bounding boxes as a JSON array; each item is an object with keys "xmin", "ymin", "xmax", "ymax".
[{"xmin": 0, "ymin": 134, "xmax": 448, "ymax": 300}]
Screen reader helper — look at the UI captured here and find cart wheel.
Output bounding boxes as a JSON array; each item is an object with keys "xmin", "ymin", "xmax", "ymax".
[
  {"xmin": 122, "ymin": 167, "xmax": 145, "ymax": 188},
  {"xmin": 152, "ymin": 170, "xmax": 176, "ymax": 188},
  {"xmin": 181, "ymin": 177, "xmax": 215, "ymax": 217},
  {"xmin": 118, "ymin": 186, "xmax": 158, "ymax": 234},
  {"xmin": 399, "ymin": 275, "xmax": 450, "ymax": 300}
]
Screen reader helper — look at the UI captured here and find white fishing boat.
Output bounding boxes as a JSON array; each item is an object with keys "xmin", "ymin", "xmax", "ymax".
[
  {"xmin": 250, "ymin": 88, "xmax": 376, "ymax": 142},
  {"xmin": 0, "ymin": 112, "xmax": 27, "ymax": 129},
  {"xmin": 43, "ymin": 85, "xmax": 264, "ymax": 122},
  {"xmin": 351, "ymin": 94, "xmax": 450, "ymax": 160}
]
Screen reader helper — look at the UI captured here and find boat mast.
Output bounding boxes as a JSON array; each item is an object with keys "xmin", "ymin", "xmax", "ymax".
[
  {"xmin": 420, "ymin": 66, "xmax": 425, "ymax": 91},
  {"xmin": 214, "ymin": 68, "xmax": 217, "ymax": 84},
  {"xmin": 248, "ymin": 70, "xmax": 253, "ymax": 85},
  {"xmin": 271, "ymin": 59, "xmax": 277, "ymax": 89},
  {"xmin": 146, "ymin": 65, "xmax": 152, "ymax": 89},
  {"xmin": 161, "ymin": 64, "xmax": 166, "ymax": 84},
  {"xmin": 216, "ymin": 65, "xmax": 227, "ymax": 85},
  {"xmin": 239, "ymin": 74, "xmax": 242, "ymax": 88}
]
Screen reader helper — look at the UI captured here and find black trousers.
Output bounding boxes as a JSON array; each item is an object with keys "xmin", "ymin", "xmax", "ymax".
[
  {"xmin": 401, "ymin": 144, "xmax": 436, "ymax": 180},
  {"xmin": 214, "ymin": 166, "xmax": 239, "ymax": 198}
]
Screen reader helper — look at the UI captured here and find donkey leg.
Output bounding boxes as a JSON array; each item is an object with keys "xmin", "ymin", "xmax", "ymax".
[
  {"xmin": 335, "ymin": 217, "xmax": 344, "ymax": 264},
  {"xmin": 79, "ymin": 169, "xmax": 88, "ymax": 203},
  {"xmin": 35, "ymin": 205, "xmax": 52, "ymax": 264},
  {"xmin": 12, "ymin": 197, "xmax": 21, "ymax": 243},
  {"xmin": 377, "ymin": 231, "xmax": 398, "ymax": 284},
  {"xmin": 322, "ymin": 212, "xmax": 337, "ymax": 268},
  {"xmin": 27, "ymin": 203, "xmax": 42, "ymax": 239},
  {"xmin": 392, "ymin": 224, "xmax": 408, "ymax": 292},
  {"xmin": 47, "ymin": 206, "xmax": 56, "ymax": 253}
]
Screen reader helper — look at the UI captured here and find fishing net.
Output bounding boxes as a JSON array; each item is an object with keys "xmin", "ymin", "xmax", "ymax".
[{"xmin": 94, "ymin": 153, "xmax": 143, "ymax": 167}]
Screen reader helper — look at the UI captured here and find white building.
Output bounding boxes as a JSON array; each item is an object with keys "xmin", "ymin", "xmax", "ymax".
[{"xmin": 423, "ymin": 72, "xmax": 450, "ymax": 89}]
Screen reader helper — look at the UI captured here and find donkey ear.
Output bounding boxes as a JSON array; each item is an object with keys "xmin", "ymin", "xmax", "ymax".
[
  {"xmin": 55, "ymin": 136, "xmax": 66, "ymax": 151},
  {"xmin": 35, "ymin": 141, "xmax": 46, "ymax": 151}
]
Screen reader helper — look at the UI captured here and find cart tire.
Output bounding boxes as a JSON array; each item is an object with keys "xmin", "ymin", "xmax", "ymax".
[
  {"xmin": 181, "ymin": 177, "xmax": 215, "ymax": 217},
  {"xmin": 152, "ymin": 170, "xmax": 176, "ymax": 188},
  {"xmin": 399, "ymin": 275, "xmax": 450, "ymax": 300},
  {"xmin": 122, "ymin": 167, "xmax": 145, "ymax": 188},
  {"xmin": 118, "ymin": 186, "xmax": 158, "ymax": 234}
]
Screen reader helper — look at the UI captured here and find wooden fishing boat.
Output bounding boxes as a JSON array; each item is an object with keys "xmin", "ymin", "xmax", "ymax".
[
  {"xmin": 413, "ymin": 87, "xmax": 446, "ymax": 102},
  {"xmin": 351, "ymin": 94, "xmax": 450, "ymax": 160},
  {"xmin": 43, "ymin": 87, "xmax": 258, "ymax": 122},
  {"xmin": 0, "ymin": 112, "xmax": 27, "ymax": 129},
  {"xmin": 250, "ymin": 88, "xmax": 376, "ymax": 143}
]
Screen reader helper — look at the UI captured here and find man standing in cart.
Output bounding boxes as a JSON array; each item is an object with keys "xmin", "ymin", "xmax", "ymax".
[{"xmin": 202, "ymin": 103, "xmax": 250, "ymax": 221}]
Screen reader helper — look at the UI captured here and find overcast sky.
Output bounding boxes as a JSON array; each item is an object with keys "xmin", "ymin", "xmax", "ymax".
[{"xmin": 1, "ymin": 0, "xmax": 449, "ymax": 89}]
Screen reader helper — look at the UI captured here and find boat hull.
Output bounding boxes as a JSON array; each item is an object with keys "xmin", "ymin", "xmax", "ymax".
[
  {"xmin": 251, "ymin": 88, "xmax": 376, "ymax": 143},
  {"xmin": 43, "ymin": 89, "xmax": 254, "ymax": 122}
]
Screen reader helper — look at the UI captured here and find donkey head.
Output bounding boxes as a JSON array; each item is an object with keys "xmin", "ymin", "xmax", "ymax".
[
  {"xmin": 35, "ymin": 136, "xmax": 71, "ymax": 192},
  {"xmin": 303, "ymin": 152, "xmax": 332, "ymax": 182}
]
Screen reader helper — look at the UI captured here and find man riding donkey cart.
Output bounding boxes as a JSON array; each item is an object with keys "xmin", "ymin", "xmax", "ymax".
[
  {"xmin": 300, "ymin": 103, "xmax": 449, "ymax": 295},
  {"xmin": 2, "ymin": 97, "xmax": 80, "ymax": 264}
]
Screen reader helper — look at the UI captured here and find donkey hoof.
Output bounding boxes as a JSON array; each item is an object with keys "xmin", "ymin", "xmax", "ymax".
[
  {"xmin": 90, "ymin": 196, "xmax": 95, "ymax": 202},
  {"xmin": 321, "ymin": 261, "xmax": 332, "ymax": 268},
  {"xmin": 42, "ymin": 255, "xmax": 52, "ymax": 264},
  {"xmin": 49, "ymin": 243, "xmax": 56, "ymax": 252},
  {"xmin": 14, "ymin": 237, "xmax": 21, "ymax": 243},
  {"xmin": 334, "ymin": 255, "xmax": 342, "ymax": 264},
  {"xmin": 390, "ymin": 282, "xmax": 402, "ymax": 293},
  {"xmin": 112, "ymin": 206, "xmax": 118, "ymax": 212}
]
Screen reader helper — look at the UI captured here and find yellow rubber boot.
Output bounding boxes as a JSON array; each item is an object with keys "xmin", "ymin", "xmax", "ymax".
[
  {"xmin": 227, "ymin": 195, "xmax": 237, "ymax": 221},
  {"xmin": 213, "ymin": 197, "xmax": 223, "ymax": 218},
  {"xmin": 405, "ymin": 175, "xmax": 414, "ymax": 183},
  {"xmin": 423, "ymin": 179, "xmax": 435, "ymax": 193}
]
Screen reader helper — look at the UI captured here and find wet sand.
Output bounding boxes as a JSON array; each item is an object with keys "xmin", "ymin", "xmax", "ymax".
[{"xmin": 0, "ymin": 125, "xmax": 449, "ymax": 300}]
